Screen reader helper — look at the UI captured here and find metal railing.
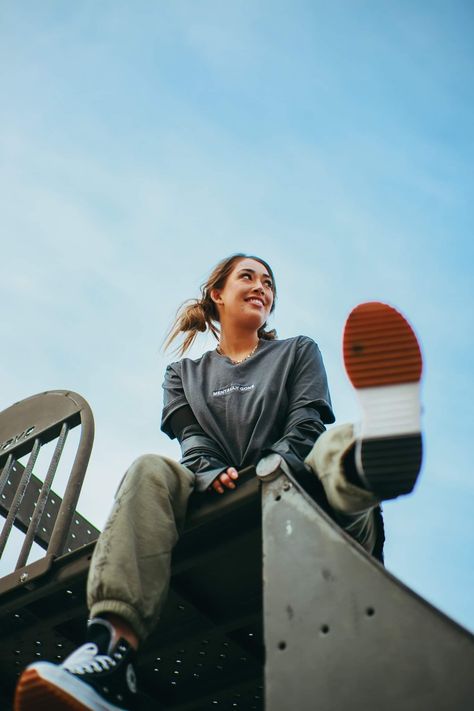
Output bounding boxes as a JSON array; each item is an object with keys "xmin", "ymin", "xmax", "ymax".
[{"xmin": 0, "ymin": 390, "xmax": 95, "ymax": 586}]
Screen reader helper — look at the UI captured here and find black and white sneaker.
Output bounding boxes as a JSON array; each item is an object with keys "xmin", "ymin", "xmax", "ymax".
[
  {"xmin": 15, "ymin": 618, "xmax": 138, "ymax": 711},
  {"xmin": 343, "ymin": 301, "xmax": 423, "ymax": 500}
]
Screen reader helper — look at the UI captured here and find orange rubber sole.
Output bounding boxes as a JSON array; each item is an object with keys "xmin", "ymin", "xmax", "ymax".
[
  {"xmin": 343, "ymin": 302, "xmax": 422, "ymax": 389},
  {"xmin": 15, "ymin": 668, "xmax": 90, "ymax": 711}
]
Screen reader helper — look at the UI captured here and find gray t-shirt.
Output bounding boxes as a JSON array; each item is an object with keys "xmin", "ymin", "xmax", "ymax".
[{"xmin": 161, "ymin": 336, "xmax": 335, "ymax": 492}]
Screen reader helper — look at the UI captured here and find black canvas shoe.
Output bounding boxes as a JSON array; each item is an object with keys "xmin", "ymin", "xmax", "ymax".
[
  {"xmin": 15, "ymin": 618, "xmax": 138, "ymax": 710},
  {"xmin": 343, "ymin": 301, "xmax": 423, "ymax": 500}
]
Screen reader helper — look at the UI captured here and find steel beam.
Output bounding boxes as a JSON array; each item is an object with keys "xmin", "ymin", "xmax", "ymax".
[{"xmin": 262, "ymin": 472, "xmax": 474, "ymax": 711}]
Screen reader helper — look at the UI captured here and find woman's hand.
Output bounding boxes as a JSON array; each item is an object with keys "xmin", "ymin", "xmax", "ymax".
[{"xmin": 209, "ymin": 467, "xmax": 239, "ymax": 494}]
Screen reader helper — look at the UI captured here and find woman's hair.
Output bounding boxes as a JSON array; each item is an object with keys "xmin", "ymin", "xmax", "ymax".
[{"xmin": 165, "ymin": 253, "xmax": 277, "ymax": 355}]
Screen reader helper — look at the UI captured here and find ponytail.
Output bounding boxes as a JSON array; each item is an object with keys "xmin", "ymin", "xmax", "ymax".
[{"xmin": 164, "ymin": 296, "xmax": 219, "ymax": 356}]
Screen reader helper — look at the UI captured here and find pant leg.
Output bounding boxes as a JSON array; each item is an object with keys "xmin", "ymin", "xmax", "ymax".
[
  {"xmin": 304, "ymin": 424, "xmax": 380, "ymax": 553},
  {"xmin": 87, "ymin": 454, "xmax": 195, "ymax": 643}
]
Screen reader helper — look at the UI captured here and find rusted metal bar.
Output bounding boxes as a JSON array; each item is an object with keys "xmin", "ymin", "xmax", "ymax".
[
  {"xmin": 0, "ymin": 453, "xmax": 15, "ymax": 500},
  {"xmin": 0, "ymin": 439, "xmax": 41, "ymax": 558},
  {"xmin": 47, "ymin": 394, "xmax": 94, "ymax": 557},
  {"xmin": 16, "ymin": 423, "xmax": 69, "ymax": 570}
]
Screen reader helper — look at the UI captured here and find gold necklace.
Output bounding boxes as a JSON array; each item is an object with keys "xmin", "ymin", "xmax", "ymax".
[{"xmin": 216, "ymin": 341, "xmax": 259, "ymax": 365}]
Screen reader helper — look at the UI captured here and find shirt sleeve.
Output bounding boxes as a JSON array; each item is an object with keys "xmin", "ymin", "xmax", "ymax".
[
  {"xmin": 265, "ymin": 337, "xmax": 335, "ymax": 473},
  {"xmin": 161, "ymin": 363, "xmax": 189, "ymax": 437},
  {"xmin": 161, "ymin": 366, "xmax": 229, "ymax": 493}
]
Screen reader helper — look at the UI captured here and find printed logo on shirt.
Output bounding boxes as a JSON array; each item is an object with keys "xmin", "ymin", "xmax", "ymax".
[{"xmin": 213, "ymin": 383, "xmax": 255, "ymax": 397}]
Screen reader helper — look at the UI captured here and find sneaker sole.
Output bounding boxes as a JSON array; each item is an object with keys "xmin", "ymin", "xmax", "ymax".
[
  {"xmin": 15, "ymin": 663, "xmax": 128, "ymax": 711},
  {"xmin": 343, "ymin": 302, "xmax": 423, "ymax": 500}
]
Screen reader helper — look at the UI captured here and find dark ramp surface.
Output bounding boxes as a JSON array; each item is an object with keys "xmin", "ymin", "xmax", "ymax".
[{"xmin": 0, "ymin": 470, "xmax": 263, "ymax": 710}]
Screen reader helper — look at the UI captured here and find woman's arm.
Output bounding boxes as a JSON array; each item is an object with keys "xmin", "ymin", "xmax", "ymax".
[
  {"xmin": 169, "ymin": 407, "xmax": 238, "ymax": 494},
  {"xmin": 265, "ymin": 411, "xmax": 327, "ymax": 473},
  {"xmin": 161, "ymin": 363, "xmax": 234, "ymax": 493},
  {"xmin": 263, "ymin": 337, "xmax": 335, "ymax": 474}
]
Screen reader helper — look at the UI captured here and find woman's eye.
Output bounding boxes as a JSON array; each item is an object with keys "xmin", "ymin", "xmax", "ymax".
[{"xmin": 240, "ymin": 272, "xmax": 272, "ymax": 288}]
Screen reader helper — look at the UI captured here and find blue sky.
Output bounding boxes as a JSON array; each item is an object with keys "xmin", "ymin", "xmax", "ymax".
[{"xmin": 1, "ymin": 1, "xmax": 473, "ymax": 631}]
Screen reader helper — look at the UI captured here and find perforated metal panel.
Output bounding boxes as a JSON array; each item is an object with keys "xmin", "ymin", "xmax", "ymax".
[{"xmin": 0, "ymin": 461, "xmax": 99, "ymax": 553}]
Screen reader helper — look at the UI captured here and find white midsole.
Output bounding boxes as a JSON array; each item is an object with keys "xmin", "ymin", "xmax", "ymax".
[
  {"xmin": 26, "ymin": 662, "xmax": 127, "ymax": 711},
  {"xmin": 354, "ymin": 382, "xmax": 421, "ymax": 439}
]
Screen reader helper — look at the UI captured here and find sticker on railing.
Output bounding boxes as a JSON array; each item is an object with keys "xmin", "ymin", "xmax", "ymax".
[{"xmin": 0, "ymin": 426, "xmax": 36, "ymax": 452}]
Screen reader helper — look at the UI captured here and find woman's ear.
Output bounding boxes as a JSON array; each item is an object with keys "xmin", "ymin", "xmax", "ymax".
[{"xmin": 210, "ymin": 288, "xmax": 223, "ymax": 305}]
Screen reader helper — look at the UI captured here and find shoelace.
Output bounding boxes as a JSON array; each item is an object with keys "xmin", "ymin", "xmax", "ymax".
[{"xmin": 62, "ymin": 643, "xmax": 123, "ymax": 675}]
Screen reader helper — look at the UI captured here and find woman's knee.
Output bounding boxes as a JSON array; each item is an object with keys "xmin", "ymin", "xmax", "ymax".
[
  {"xmin": 130, "ymin": 453, "xmax": 169, "ymax": 475},
  {"xmin": 117, "ymin": 454, "xmax": 193, "ymax": 497}
]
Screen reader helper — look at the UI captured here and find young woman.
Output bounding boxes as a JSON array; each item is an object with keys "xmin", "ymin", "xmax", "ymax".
[{"xmin": 16, "ymin": 254, "xmax": 423, "ymax": 711}]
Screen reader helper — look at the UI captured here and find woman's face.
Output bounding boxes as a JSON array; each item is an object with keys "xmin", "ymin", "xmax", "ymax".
[{"xmin": 212, "ymin": 257, "xmax": 274, "ymax": 331}]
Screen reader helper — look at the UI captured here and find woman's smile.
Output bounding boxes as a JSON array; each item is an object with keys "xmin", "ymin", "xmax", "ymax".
[{"xmin": 245, "ymin": 296, "xmax": 266, "ymax": 309}]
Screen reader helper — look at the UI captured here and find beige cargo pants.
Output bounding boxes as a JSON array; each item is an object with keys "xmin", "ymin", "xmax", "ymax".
[{"xmin": 87, "ymin": 423, "xmax": 380, "ymax": 643}]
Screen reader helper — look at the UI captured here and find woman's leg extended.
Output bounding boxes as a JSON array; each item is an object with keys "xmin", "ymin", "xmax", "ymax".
[
  {"xmin": 87, "ymin": 454, "xmax": 195, "ymax": 644},
  {"xmin": 306, "ymin": 302, "xmax": 424, "ymax": 555},
  {"xmin": 305, "ymin": 424, "xmax": 380, "ymax": 554}
]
